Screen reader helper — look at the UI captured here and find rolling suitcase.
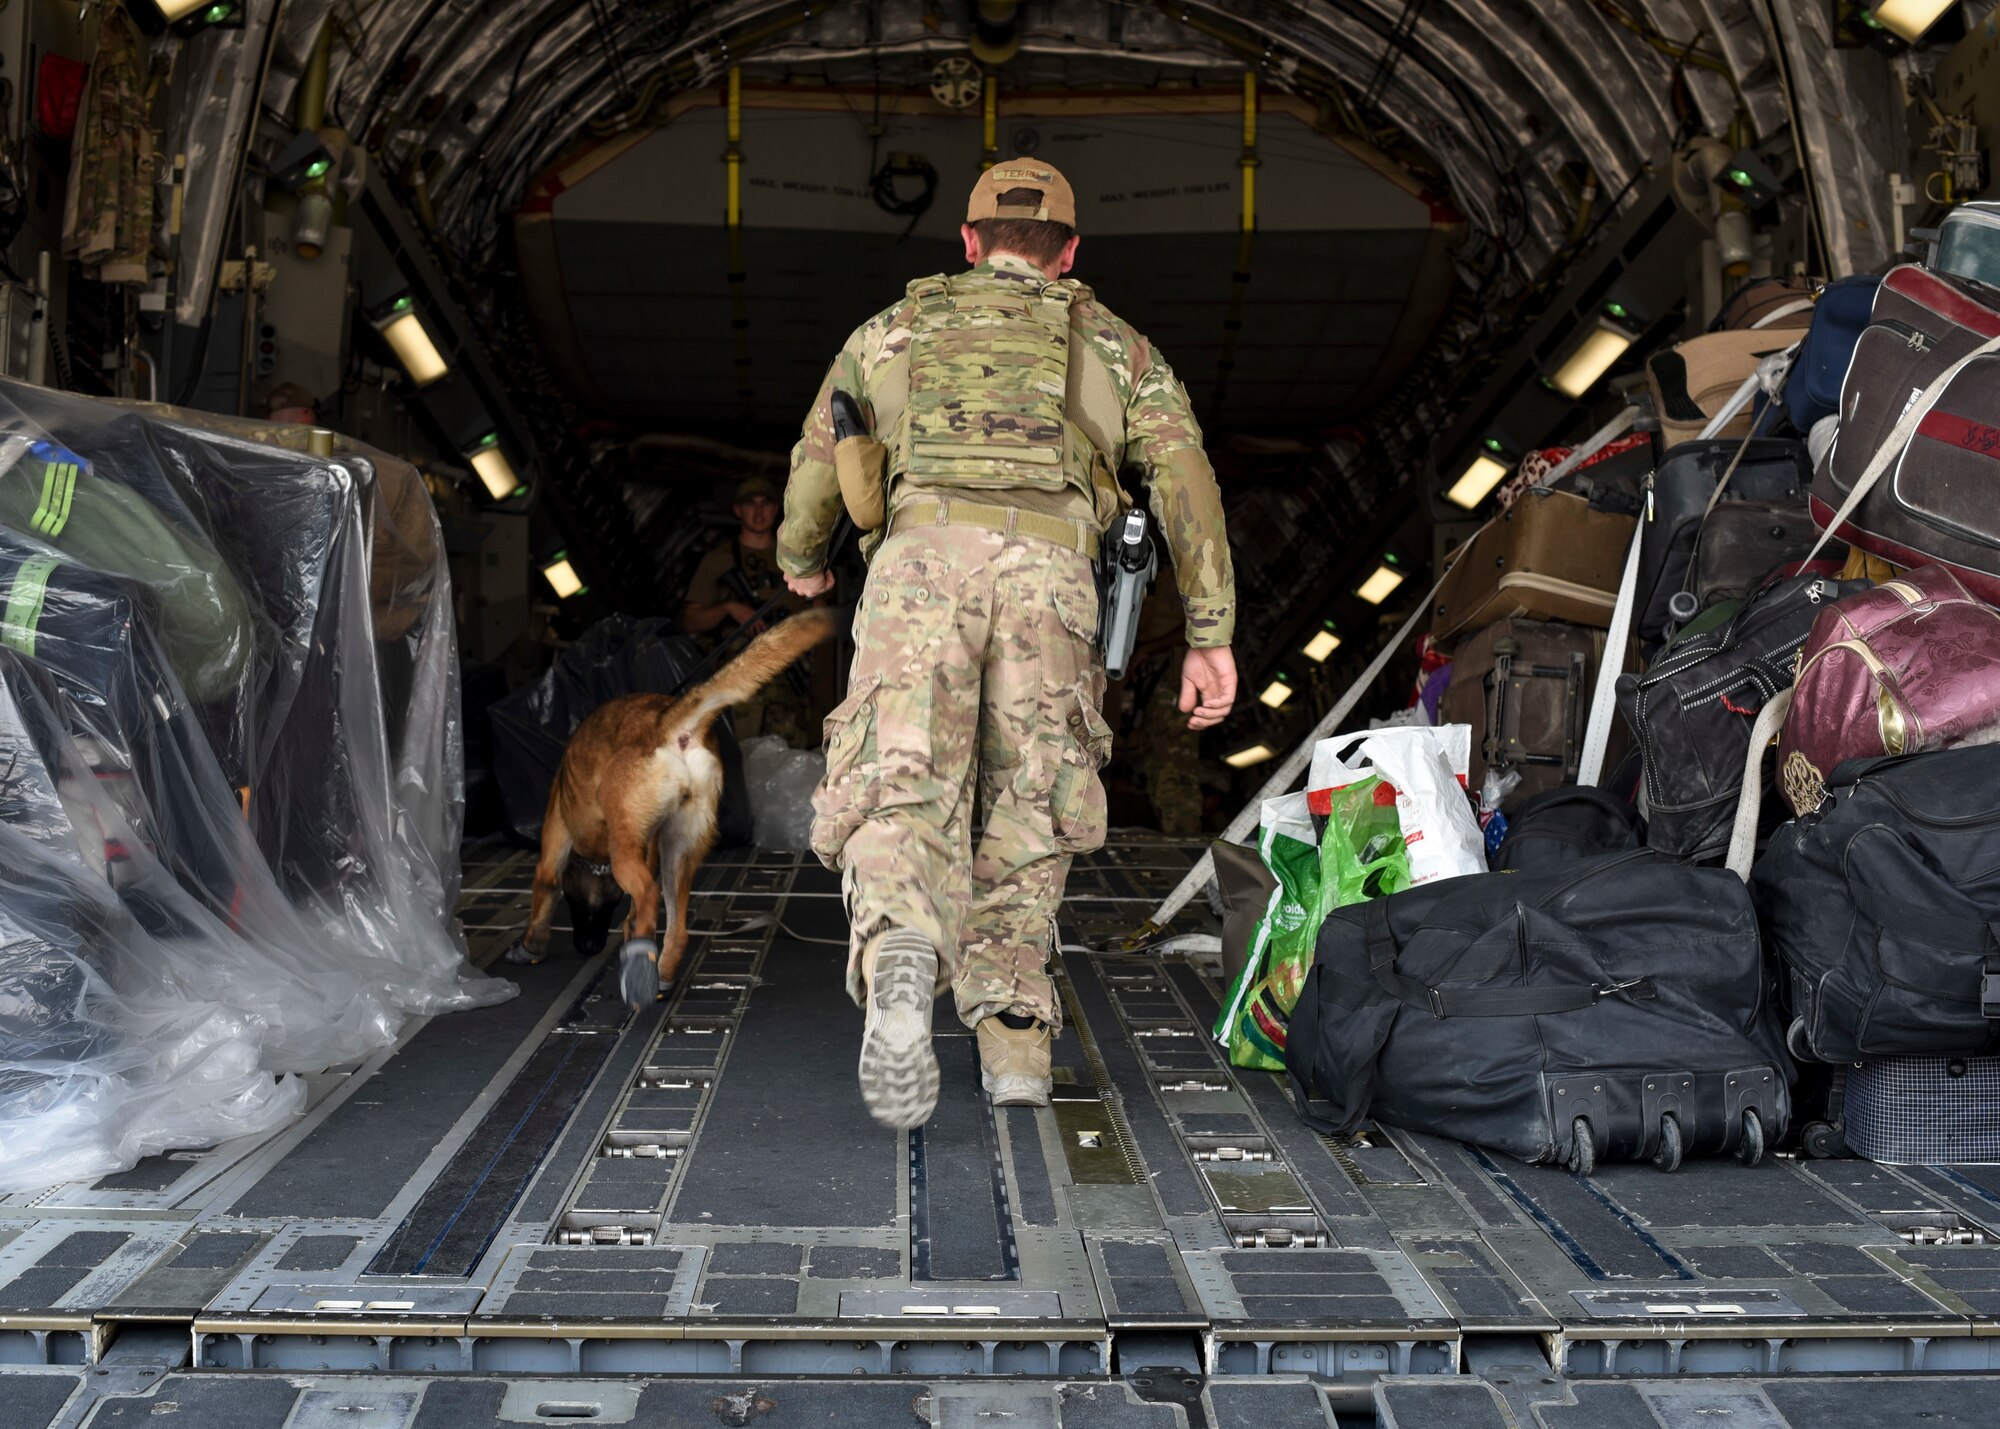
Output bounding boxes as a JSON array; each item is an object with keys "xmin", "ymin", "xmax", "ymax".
[
  {"xmin": 1635, "ymin": 437, "xmax": 1813, "ymax": 642},
  {"xmin": 1753, "ymin": 741, "xmax": 2000, "ymax": 1063},
  {"xmin": 1431, "ymin": 488, "xmax": 1636, "ymax": 647},
  {"xmin": 1684, "ymin": 501, "xmax": 1830, "ymax": 613},
  {"xmin": 1844, "ymin": 1057, "xmax": 2000, "ymax": 1164},
  {"xmin": 1438, "ymin": 617, "xmax": 1629, "ymax": 812},
  {"xmin": 1286, "ymin": 849, "xmax": 1789, "ymax": 1172},
  {"xmin": 1811, "ymin": 265, "xmax": 2000, "ymax": 601}
]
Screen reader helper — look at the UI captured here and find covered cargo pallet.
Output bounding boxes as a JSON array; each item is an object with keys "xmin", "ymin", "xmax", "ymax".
[{"xmin": 0, "ymin": 380, "xmax": 512, "ymax": 1191}]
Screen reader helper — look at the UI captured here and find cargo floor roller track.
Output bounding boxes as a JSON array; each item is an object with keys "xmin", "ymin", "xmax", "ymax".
[{"xmin": 9, "ymin": 838, "xmax": 2000, "ymax": 1428}]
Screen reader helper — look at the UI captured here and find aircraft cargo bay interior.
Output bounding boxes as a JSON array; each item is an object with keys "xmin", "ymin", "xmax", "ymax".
[{"xmin": 5, "ymin": 3, "xmax": 2000, "ymax": 1427}]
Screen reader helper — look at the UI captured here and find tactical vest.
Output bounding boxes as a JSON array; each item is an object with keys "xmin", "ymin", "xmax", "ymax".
[{"xmin": 892, "ymin": 273, "xmax": 1105, "ymax": 499}]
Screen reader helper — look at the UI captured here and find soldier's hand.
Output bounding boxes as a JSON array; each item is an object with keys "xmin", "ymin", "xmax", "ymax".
[
  {"xmin": 786, "ymin": 570, "xmax": 836, "ymax": 599},
  {"xmin": 1180, "ymin": 646, "xmax": 1238, "ymax": 731}
]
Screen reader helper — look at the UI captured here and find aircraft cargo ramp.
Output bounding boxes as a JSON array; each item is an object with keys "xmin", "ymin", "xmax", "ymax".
[{"xmin": 6, "ymin": 837, "xmax": 2000, "ymax": 1428}]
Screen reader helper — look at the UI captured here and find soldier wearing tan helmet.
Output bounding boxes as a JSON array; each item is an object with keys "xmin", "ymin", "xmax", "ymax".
[{"xmin": 779, "ymin": 158, "xmax": 1238, "ymax": 1128}]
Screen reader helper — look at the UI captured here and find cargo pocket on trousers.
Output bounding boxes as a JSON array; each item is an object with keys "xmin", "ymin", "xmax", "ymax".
[
  {"xmin": 810, "ymin": 673, "xmax": 883, "ymax": 868},
  {"xmin": 1051, "ymin": 692, "xmax": 1114, "ymax": 855}
]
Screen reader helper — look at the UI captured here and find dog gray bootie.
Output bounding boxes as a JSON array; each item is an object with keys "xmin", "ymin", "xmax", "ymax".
[{"xmin": 619, "ymin": 938, "xmax": 662, "ymax": 1009}]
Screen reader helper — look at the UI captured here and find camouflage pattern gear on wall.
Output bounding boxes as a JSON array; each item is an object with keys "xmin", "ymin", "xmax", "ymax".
[
  {"xmin": 811, "ymin": 526, "xmax": 1110, "ymax": 1030},
  {"xmin": 63, "ymin": 7, "xmax": 158, "ymax": 285},
  {"xmin": 779, "ymin": 255, "xmax": 1236, "ymax": 649}
]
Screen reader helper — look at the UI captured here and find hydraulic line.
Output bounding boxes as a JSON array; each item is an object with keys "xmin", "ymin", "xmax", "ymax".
[
  {"xmin": 724, "ymin": 66, "xmax": 752, "ymax": 421},
  {"xmin": 1210, "ymin": 70, "xmax": 1260, "ymax": 422},
  {"xmin": 982, "ymin": 73, "xmax": 998, "ymax": 171}
]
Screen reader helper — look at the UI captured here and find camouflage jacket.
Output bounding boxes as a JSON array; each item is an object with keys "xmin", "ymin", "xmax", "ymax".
[{"xmin": 778, "ymin": 254, "xmax": 1236, "ymax": 648}]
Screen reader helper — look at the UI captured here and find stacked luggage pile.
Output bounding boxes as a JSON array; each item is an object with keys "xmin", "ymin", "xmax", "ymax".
[{"xmin": 1233, "ymin": 212, "xmax": 2000, "ymax": 1173}]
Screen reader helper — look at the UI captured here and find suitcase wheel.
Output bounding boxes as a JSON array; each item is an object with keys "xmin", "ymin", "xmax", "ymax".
[
  {"xmin": 1735, "ymin": 1107, "xmax": 1767, "ymax": 1167},
  {"xmin": 1565, "ymin": 1115, "xmax": 1597, "ymax": 1178},
  {"xmin": 1801, "ymin": 1120, "xmax": 1847, "ymax": 1159},
  {"xmin": 1652, "ymin": 1112, "xmax": 1684, "ymax": 1173},
  {"xmin": 1786, "ymin": 1018, "xmax": 1814, "ymax": 1063}
]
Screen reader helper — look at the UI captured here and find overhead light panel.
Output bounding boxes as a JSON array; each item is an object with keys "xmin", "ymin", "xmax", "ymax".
[
  {"xmin": 1872, "ymin": 0, "xmax": 1954, "ymax": 40},
  {"xmin": 1303, "ymin": 627, "xmax": 1341, "ymax": 662},
  {"xmin": 1446, "ymin": 453, "xmax": 1511, "ymax": 510},
  {"xmin": 372, "ymin": 295, "xmax": 449, "ymax": 388},
  {"xmin": 127, "ymin": 0, "xmax": 242, "ymax": 34},
  {"xmin": 542, "ymin": 551, "xmax": 586, "ymax": 600},
  {"xmin": 272, "ymin": 130, "xmax": 337, "ymax": 192},
  {"xmin": 464, "ymin": 433, "xmax": 525, "ymax": 501},
  {"xmin": 1356, "ymin": 561, "xmax": 1406, "ymax": 606},
  {"xmin": 1225, "ymin": 743, "xmax": 1276, "ymax": 770},
  {"xmin": 1259, "ymin": 677, "xmax": 1293, "ymax": 709},
  {"xmin": 1549, "ymin": 321, "xmax": 1635, "ymax": 399}
]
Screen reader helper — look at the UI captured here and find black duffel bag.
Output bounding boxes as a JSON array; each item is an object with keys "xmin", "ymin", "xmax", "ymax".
[
  {"xmin": 1619, "ymin": 573, "xmax": 1864, "ymax": 861},
  {"xmin": 1753, "ymin": 742, "xmax": 2000, "ymax": 1063},
  {"xmin": 1286, "ymin": 850, "xmax": 1789, "ymax": 1173}
]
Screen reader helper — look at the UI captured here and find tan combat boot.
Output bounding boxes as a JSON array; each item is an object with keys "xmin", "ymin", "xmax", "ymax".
[
  {"xmin": 857, "ymin": 929, "xmax": 940, "ymax": 1129},
  {"xmin": 977, "ymin": 1016, "xmax": 1053, "ymax": 1107}
]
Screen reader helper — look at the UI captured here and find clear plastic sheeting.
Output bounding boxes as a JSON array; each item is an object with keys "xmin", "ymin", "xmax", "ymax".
[
  {"xmin": 0, "ymin": 379, "xmax": 511, "ymax": 1193},
  {"xmin": 740, "ymin": 736, "xmax": 825, "ymax": 851}
]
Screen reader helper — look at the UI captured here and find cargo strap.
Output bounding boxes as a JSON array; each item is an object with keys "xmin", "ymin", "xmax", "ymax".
[
  {"xmin": 886, "ymin": 496, "xmax": 1095, "ymax": 558},
  {"xmin": 1357, "ymin": 900, "xmax": 1650, "ymax": 1019},
  {"xmin": 1805, "ymin": 331, "xmax": 2000, "ymax": 567},
  {"xmin": 1725, "ymin": 688, "xmax": 1792, "ymax": 882}
]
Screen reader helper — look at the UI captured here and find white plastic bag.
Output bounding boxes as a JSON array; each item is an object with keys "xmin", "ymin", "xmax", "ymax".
[
  {"xmin": 740, "ymin": 736, "xmax": 827, "ymax": 851},
  {"xmin": 1307, "ymin": 725, "xmax": 1471, "ymax": 816},
  {"xmin": 1357, "ymin": 730, "xmax": 1486, "ymax": 886}
]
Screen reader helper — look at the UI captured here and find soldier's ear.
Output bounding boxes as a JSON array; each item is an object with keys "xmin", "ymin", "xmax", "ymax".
[
  {"xmin": 961, "ymin": 223, "xmax": 982, "ymax": 265},
  {"xmin": 1057, "ymin": 235, "xmax": 1080, "ymax": 276}
]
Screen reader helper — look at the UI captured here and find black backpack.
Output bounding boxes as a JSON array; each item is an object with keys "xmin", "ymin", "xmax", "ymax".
[{"xmin": 1493, "ymin": 785, "xmax": 1644, "ymax": 872}]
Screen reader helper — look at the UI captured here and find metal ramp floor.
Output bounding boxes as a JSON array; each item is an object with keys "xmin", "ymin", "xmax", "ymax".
[{"xmin": 6, "ymin": 837, "xmax": 2000, "ymax": 1427}]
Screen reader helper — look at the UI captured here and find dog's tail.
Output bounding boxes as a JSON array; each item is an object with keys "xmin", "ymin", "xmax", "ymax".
[{"xmin": 675, "ymin": 606, "xmax": 843, "ymax": 737}]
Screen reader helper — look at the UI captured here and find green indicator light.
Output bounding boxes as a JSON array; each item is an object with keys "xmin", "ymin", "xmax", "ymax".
[
  {"xmin": 205, "ymin": 4, "xmax": 231, "ymax": 21},
  {"xmin": 1484, "ymin": 436, "xmax": 1505, "ymax": 452},
  {"xmin": 479, "ymin": 432, "xmax": 499, "ymax": 449},
  {"xmin": 393, "ymin": 295, "xmax": 413, "ymax": 313},
  {"xmin": 510, "ymin": 484, "xmax": 527, "ymax": 498},
  {"xmin": 1384, "ymin": 552, "xmax": 1401, "ymax": 565},
  {"xmin": 305, "ymin": 158, "xmax": 331, "ymax": 180},
  {"xmin": 1729, "ymin": 168, "xmax": 1754, "ymax": 187},
  {"xmin": 1604, "ymin": 302, "xmax": 1629, "ymax": 320}
]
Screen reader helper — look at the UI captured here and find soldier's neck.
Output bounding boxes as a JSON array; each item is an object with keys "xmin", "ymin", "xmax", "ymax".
[
  {"xmin": 980, "ymin": 250, "xmax": 1062, "ymax": 281},
  {"xmin": 739, "ymin": 530, "xmax": 775, "ymax": 552}
]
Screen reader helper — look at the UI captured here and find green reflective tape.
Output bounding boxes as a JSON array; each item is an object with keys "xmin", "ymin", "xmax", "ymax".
[
  {"xmin": 1, "ymin": 554, "xmax": 59, "ymax": 658},
  {"xmin": 30, "ymin": 462, "xmax": 76, "ymax": 538}
]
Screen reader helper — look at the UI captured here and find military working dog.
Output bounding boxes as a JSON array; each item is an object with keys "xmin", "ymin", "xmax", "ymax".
[{"xmin": 508, "ymin": 608, "xmax": 840, "ymax": 1007}]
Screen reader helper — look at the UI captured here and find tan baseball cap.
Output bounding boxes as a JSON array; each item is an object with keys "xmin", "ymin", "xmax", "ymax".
[{"xmin": 966, "ymin": 158, "xmax": 1077, "ymax": 227}]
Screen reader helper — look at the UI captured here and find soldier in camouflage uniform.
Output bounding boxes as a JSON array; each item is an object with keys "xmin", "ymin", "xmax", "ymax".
[
  {"xmin": 685, "ymin": 475, "xmax": 822, "ymax": 749},
  {"xmin": 780, "ymin": 160, "xmax": 1238, "ymax": 1128}
]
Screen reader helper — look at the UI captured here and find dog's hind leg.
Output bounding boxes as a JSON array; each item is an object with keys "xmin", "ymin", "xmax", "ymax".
[
  {"xmin": 508, "ymin": 792, "xmax": 574, "ymax": 965},
  {"xmin": 606, "ymin": 798, "xmax": 666, "ymax": 1011}
]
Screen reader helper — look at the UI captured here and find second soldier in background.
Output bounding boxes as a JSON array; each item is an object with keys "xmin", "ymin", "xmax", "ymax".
[{"xmin": 779, "ymin": 159, "xmax": 1239, "ymax": 1128}]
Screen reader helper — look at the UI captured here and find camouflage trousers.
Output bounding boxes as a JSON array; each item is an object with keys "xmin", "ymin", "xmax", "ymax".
[
  {"xmin": 810, "ymin": 525, "xmax": 1111, "ymax": 1031},
  {"xmin": 1135, "ymin": 658, "xmax": 1202, "ymax": 835}
]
